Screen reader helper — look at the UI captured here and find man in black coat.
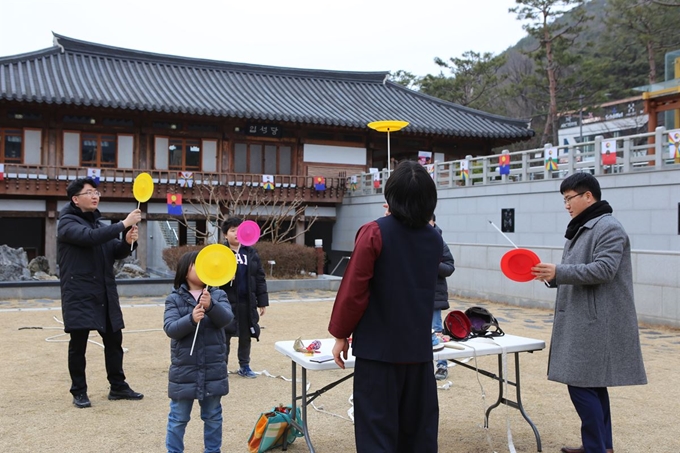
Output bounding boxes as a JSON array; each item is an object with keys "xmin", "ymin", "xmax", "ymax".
[{"xmin": 58, "ymin": 177, "xmax": 144, "ymax": 408}]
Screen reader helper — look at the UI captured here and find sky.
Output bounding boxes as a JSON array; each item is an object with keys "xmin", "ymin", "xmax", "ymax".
[{"xmin": 2, "ymin": 0, "xmax": 529, "ymax": 77}]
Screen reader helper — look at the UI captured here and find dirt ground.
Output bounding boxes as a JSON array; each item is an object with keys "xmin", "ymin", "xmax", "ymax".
[{"xmin": 0, "ymin": 292, "xmax": 678, "ymax": 453}]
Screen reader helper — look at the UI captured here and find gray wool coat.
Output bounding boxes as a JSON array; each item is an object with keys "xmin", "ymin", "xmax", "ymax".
[{"xmin": 547, "ymin": 213, "xmax": 647, "ymax": 388}]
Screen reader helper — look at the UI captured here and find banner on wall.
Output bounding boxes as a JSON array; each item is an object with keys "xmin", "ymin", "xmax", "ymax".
[
  {"xmin": 460, "ymin": 160, "xmax": 469, "ymax": 182},
  {"xmin": 262, "ymin": 174, "xmax": 274, "ymax": 190},
  {"xmin": 178, "ymin": 171, "xmax": 194, "ymax": 188},
  {"xmin": 545, "ymin": 147, "xmax": 558, "ymax": 171},
  {"xmin": 314, "ymin": 176, "xmax": 326, "ymax": 191},
  {"xmin": 87, "ymin": 168, "xmax": 101, "ymax": 185},
  {"xmin": 499, "ymin": 154, "xmax": 510, "ymax": 175},
  {"xmin": 601, "ymin": 139, "xmax": 617, "ymax": 165},
  {"xmin": 418, "ymin": 151, "xmax": 432, "ymax": 165},
  {"xmin": 167, "ymin": 193, "xmax": 183, "ymax": 216},
  {"xmin": 668, "ymin": 129, "xmax": 680, "ymax": 164}
]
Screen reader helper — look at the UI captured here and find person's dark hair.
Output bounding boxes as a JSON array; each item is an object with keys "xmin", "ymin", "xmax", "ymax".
[
  {"xmin": 560, "ymin": 172, "xmax": 601, "ymax": 201},
  {"xmin": 66, "ymin": 177, "xmax": 98, "ymax": 199},
  {"xmin": 221, "ymin": 217, "xmax": 243, "ymax": 234},
  {"xmin": 431, "ymin": 213, "xmax": 436, "ymax": 223},
  {"xmin": 384, "ymin": 160, "xmax": 437, "ymax": 228},
  {"xmin": 173, "ymin": 250, "xmax": 200, "ymax": 290}
]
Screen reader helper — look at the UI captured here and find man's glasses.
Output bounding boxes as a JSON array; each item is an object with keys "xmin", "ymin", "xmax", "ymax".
[
  {"xmin": 563, "ymin": 192, "xmax": 585, "ymax": 204},
  {"xmin": 75, "ymin": 190, "xmax": 101, "ymax": 197}
]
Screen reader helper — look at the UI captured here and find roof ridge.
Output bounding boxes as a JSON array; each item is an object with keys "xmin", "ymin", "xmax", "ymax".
[{"xmin": 51, "ymin": 33, "xmax": 388, "ymax": 83}]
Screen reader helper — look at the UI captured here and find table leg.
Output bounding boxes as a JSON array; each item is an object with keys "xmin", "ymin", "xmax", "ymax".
[
  {"xmin": 484, "ymin": 353, "xmax": 542, "ymax": 452},
  {"xmin": 286, "ymin": 361, "xmax": 316, "ymax": 453}
]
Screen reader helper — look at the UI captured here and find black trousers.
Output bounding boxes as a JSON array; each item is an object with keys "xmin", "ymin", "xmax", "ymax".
[
  {"xmin": 67, "ymin": 317, "xmax": 127, "ymax": 395},
  {"xmin": 353, "ymin": 358, "xmax": 439, "ymax": 453},
  {"xmin": 568, "ymin": 385, "xmax": 613, "ymax": 453},
  {"xmin": 226, "ymin": 301, "xmax": 252, "ymax": 368}
]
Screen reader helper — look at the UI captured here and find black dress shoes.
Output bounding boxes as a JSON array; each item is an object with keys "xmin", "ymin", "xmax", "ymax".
[
  {"xmin": 561, "ymin": 447, "xmax": 614, "ymax": 453},
  {"xmin": 73, "ymin": 393, "xmax": 91, "ymax": 408},
  {"xmin": 108, "ymin": 388, "xmax": 144, "ymax": 401}
]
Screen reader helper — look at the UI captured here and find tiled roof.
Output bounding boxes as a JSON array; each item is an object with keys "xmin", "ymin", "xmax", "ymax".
[{"xmin": 0, "ymin": 34, "xmax": 534, "ymax": 140}]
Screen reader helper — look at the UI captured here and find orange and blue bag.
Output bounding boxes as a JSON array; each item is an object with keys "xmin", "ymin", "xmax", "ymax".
[{"xmin": 247, "ymin": 405, "xmax": 303, "ymax": 453}]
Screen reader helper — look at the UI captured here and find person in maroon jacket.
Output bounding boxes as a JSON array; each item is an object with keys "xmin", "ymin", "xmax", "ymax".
[{"xmin": 329, "ymin": 160, "xmax": 443, "ymax": 453}]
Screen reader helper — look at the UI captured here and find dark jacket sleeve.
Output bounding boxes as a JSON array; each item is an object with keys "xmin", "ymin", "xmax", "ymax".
[
  {"xmin": 164, "ymin": 292, "xmax": 197, "ymax": 340},
  {"xmin": 250, "ymin": 249, "xmax": 269, "ymax": 307},
  {"xmin": 439, "ymin": 242, "xmax": 455, "ymax": 278},
  {"xmin": 58, "ymin": 215, "xmax": 126, "ymax": 247}
]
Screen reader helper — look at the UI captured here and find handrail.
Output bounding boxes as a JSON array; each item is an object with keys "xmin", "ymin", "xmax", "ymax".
[{"xmin": 346, "ymin": 126, "xmax": 679, "ymax": 195}]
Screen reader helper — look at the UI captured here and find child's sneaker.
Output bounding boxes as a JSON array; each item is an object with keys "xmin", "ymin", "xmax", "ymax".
[
  {"xmin": 435, "ymin": 362, "xmax": 448, "ymax": 381},
  {"xmin": 237, "ymin": 365, "xmax": 257, "ymax": 378}
]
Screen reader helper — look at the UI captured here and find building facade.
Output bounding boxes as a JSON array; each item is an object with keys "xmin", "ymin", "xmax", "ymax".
[{"xmin": 0, "ymin": 34, "xmax": 534, "ymax": 274}]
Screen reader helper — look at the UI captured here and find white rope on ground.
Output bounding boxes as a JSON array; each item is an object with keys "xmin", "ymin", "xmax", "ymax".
[{"xmin": 18, "ymin": 315, "xmax": 162, "ymax": 353}]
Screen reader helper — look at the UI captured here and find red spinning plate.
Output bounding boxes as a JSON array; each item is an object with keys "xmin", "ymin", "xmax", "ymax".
[{"xmin": 500, "ymin": 248, "xmax": 540, "ymax": 282}]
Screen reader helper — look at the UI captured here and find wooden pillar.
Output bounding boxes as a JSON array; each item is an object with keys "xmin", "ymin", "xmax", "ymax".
[
  {"xmin": 45, "ymin": 199, "xmax": 58, "ymax": 275},
  {"xmin": 295, "ymin": 216, "xmax": 305, "ymax": 246},
  {"xmin": 136, "ymin": 220, "xmax": 147, "ymax": 270}
]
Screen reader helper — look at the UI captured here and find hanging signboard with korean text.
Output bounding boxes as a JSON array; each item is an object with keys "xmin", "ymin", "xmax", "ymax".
[{"xmin": 246, "ymin": 124, "xmax": 282, "ymax": 138}]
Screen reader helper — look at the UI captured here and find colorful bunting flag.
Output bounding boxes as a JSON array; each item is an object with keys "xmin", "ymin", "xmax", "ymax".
[
  {"xmin": 601, "ymin": 140, "xmax": 617, "ymax": 165},
  {"xmin": 349, "ymin": 175, "xmax": 357, "ymax": 191},
  {"xmin": 314, "ymin": 176, "xmax": 326, "ymax": 191},
  {"xmin": 167, "ymin": 193, "xmax": 183, "ymax": 215},
  {"xmin": 0, "ymin": 163, "xmax": 4, "ymax": 181},
  {"xmin": 460, "ymin": 160, "xmax": 469, "ymax": 182},
  {"xmin": 545, "ymin": 147, "xmax": 558, "ymax": 171},
  {"xmin": 178, "ymin": 171, "xmax": 194, "ymax": 188},
  {"xmin": 262, "ymin": 174, "xmax": 274, "ymax": 190},
  {"xmin": 499, "ymin": 154, "xmax": 510, "ymax": 175},
  {"xmin": 373, "ymin": 172, "xmax": 381, "ymax": 188},
  {"xmin": 87, "ymin": 168, "xmax": 101, "ymax": 185},
  {"xmin": 668, "ymin": 129, "xmax": 680, "ymax": 164},
  {"xmin": 426, "ymin": 164, "xmax": 435, "ymax": 180}
]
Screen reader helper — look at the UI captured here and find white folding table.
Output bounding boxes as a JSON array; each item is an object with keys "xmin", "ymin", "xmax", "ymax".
[{"xmin": 275, "ymin": 334, "xmax": 546, "ymax": 452}]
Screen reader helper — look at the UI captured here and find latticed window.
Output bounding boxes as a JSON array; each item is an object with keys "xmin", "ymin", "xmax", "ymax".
[
  {"xmin": 81, "ymin": 134, "xmax": 116, "ymax": 167},
  {"xmin": 1, "ymin": 129, "xmax": 22, "ymax": 163},
  {"xmin": 234, "ymin": 142, "xmax": 291, "ymax": 174},
  {"xmin": 169, "ymin": 138, "xmax": 201, "ymax": 170}
]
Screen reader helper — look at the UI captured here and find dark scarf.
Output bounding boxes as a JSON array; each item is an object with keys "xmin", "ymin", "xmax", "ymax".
[{"xmin": 564, "ymin": 200, "xmax": 613, "ymax": 240}]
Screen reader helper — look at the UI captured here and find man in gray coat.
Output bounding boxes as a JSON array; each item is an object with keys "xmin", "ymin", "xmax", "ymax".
[{"xmin": 532, "ymin": 172, "xmax": 646, "ymax": 453}]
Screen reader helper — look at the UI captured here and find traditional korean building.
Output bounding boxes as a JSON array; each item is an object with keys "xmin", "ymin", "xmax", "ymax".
[{"xmin": 0, "ymin": 33, "xmax": 534, "ymax": 274}]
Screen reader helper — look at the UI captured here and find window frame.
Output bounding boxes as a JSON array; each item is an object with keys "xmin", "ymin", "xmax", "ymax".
[
  {"xmin": 81, "ymin": 133, "xmax": 117, "ymax": 168},
  {"xmin": 0, "ymin": 128, "xmax": 23, "ymax": 164},
  {"xmin": 233, "ymin": 141, "xmax": 292, "ymax": 175},
  {"xmin": 168, "ymin": 137, "xmax": 202, "ymax": 171}
]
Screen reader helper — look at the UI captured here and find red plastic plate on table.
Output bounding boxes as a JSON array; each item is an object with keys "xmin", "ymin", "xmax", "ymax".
[{"xmin": 500, "ymin": 248, "xmax": 541, "ymax": 282}]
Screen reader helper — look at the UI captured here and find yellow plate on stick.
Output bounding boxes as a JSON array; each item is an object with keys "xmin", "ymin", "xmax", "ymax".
[
  {"xmin": 195, "ymin": 244, "xmax": 237, "ymax": 287},
  {"xmin": 132, "ymin": 173, "xmax": 154, "ymax": 203}
]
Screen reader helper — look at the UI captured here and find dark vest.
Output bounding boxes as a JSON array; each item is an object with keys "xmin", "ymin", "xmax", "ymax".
[{"xmin": 352, "ymin": 215, "xmax": 443, "ymax": 363}]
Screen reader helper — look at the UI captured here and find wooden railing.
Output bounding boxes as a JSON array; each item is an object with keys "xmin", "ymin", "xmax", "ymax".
[
  {"xmin": 347, "ymin": 126, "xmax": 680, "ymax": 196},
  {"xmin": 0, "ymin": 167, "xmax": 346, "ymax": 204}
]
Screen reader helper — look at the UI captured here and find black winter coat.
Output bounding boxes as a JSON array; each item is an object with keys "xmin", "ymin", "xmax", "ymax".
[
  {"xmin": 164, "ymin": 285, "xmax": 233, "ymax": 400},
  {"xmin": 433, "ymin": 225, "xmax": 455, "ymax": 310},
  {"xmin": 220, "ymin": 245, "xmax": 269, "ymax": 340},
  {"xmin": 57, "ymin": 203, "xmax": 133, "ymax": 333}
]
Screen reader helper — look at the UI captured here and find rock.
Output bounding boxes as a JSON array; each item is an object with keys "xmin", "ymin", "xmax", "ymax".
[
  {"xmin": 32, "ymin": 271, "xmax": 58, "ymax": 281},
  {"xmin": 115, "ymin": 263, "xmax": 150, "ymax": 279},
  {"xmin": 0, "ymin": 245, "xmax": 31, "ymax": 281},
  {"xmin": 28, "ymin": 256, "xmax": 50, "ymax": 276}
]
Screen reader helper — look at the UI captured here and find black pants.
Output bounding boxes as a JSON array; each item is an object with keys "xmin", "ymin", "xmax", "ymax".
[
  {"xmin": 67, "ymin": 318, "xmax": 128, "ymax": 395},
  {"xmin": 568, "ymin": 385, "xmax": 612, "ymax": 453},
  {"xmin": 226, "ymin": 301, "xmax": 252, "ymax": 368},
  {"xmin": 353, "ymin": 358, "xmax": 439, "ymax": 453}
]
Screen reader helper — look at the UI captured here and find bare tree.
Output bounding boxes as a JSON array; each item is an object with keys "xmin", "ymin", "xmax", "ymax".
[{"xmin": 177, "ymin": 183, "xmax": 318, "ymax": 244}]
